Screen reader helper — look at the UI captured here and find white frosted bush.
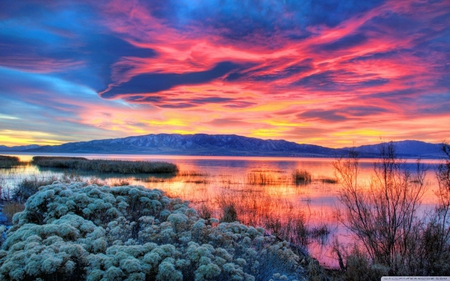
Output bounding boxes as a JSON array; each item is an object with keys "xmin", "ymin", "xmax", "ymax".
[
  {"xmin": 104, "ymin": 266, "xmax": 124, "ymax": 280},
  {"xmin": 120, "ymin": 257, "xmax": 142, "ymax": 273},
  {"xmin": 0, "ymin": 183, "xmax": 309, "ymax": 281},
  {"xmin": 223, "ymin": 262, "xmax": 246, "ymax": 280},
  {"xmin": 159, "ymin": 209, "xmax": 171, "ymax": 221},
  {"xmin": 155, "ymin": 258, "xmax": 183, "ymax": 281},
  {"xmin": 168, "ymin": 213, "xmax": 188, "ymax": 232},
  {"xmin": 86, "ymin": 269, "xmax": 103, "ymax": 281},
  {"xmin": 41, "ymin": 255, "xmax": 64, "ymax": 274},
  {"xmin": 195, "ymin": 263, "xmax": 222, "ymax": 280},
  {"xmin": 126, "ymin": 272, "xmax": 146, "ymax": 281}
]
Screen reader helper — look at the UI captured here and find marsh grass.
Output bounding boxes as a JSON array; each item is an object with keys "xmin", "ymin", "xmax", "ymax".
[
  {"xmin": 2, "ymin": 161, "xmax": 334, "ymax": 270},
  {"xmin": 209, "ymin": 180, "xmax": 332, "ymax": 248},
  {"xmin": 32, "ymin": 156, "xmax": 178, "ymax": 174},
  {"xmin": 318, "ymin": 177, "xmax": 338, "ymax": 184},
  {"xmin": 246, "ymin": 171, "xmax": 279, "ymax": 185},
  {"xmin": 0, "ymin": 155, "xmax": 23, "ymax": 168},
  {"xmin": 178, "ymin": 170, "xmax": 209, "ymax": 177},
  {"xmin": 2, "ymin": 201, "xmax": 25, "ymax": 223},
  {"xmin": 197, "ymin": 203, "xmax": 213, "ymax": 220},
  {"xmin": 220, "ymin": 204, "xmax": 238, "ymax": 222},
  {"xmin": 13, "ymin": 175, "xmax": 59, "ymax": 203},
  {"xmin": 110, "ymin": 179, "xmax": 130, "ymax": 186},
  {"xmin": 293, "ymin": 169, "xmax": 312, "ymax": 185}
]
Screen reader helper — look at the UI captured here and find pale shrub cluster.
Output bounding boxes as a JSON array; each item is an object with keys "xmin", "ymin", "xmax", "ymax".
[{"xmin": 0, "ymin": 182, "xmax": 308, "ymax": 280}]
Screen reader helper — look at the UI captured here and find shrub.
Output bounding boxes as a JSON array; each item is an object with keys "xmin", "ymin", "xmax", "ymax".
[
  {"xmin": 292, "ymin": 169, "xmax": 311, "ymax": 185},
  {"xmin": 13, "ymin": 176, "xmax": 59, "ymax": 203},
  {"xmin": 197, "ymin": 204, "xmax": 213, "ymax": 220},
  {"xmin": 220, "ymin": 204, "xmax": 238, "ymax": 223},
  {"xmin": 0, "ymin": 182, "xmax": 310, "ymax": 281},
  {"xmin": 334, "ymin": 143, "xmax": 434, "ymax": 275}
]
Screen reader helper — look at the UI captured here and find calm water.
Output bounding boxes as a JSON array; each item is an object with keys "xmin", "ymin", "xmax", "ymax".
[{"xmin": 0, "ymin": 153, "xmax": 442, "ymax": 267}]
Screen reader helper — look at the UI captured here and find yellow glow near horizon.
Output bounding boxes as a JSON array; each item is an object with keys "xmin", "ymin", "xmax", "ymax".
[
  {"xmin": 0, "ymin": 130, "xmax": 65, "ymax": 146},
  {"xmin": 333, "ymin": 129, "xmax": 386, "ymax": 137},
  {"xmin": 250, "ymin": 128, "xmax": 289, "ymax": 138}
]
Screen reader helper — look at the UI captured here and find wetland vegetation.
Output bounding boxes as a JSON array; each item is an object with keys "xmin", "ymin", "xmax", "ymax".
[
  {"xmin": 0, "ymin": 156, "xmax": 24, "ymax": 168},
  {"xmin": 0, "ymin": 146, "xmax": 449, "ymax": 280},
  {"xmin": 32, "ymin": 156, "xmax": 179, "ymax": 174}
]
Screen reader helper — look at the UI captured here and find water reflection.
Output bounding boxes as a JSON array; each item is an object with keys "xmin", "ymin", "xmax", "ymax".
[{"xmin": 0, "ymin": 153, "xmax": 442, "ymax": 268}]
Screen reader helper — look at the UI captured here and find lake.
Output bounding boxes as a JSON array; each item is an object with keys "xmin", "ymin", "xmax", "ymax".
[{"xmin": 0, "ymin": 153, "xmax": 443, "ymax": 267}]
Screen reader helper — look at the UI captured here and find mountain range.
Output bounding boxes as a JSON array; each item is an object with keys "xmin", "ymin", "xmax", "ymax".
[{"xmin": 0, "ymin": 134, "xmax": 446, "ymax": 158}]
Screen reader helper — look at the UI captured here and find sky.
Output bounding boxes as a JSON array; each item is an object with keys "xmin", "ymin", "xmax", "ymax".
[{"xmin": 0, "ymin": 0, "xmax": 449, "ymax": 148}]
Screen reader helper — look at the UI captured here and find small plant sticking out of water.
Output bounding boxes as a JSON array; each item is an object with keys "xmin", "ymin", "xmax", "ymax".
[
  {"xmin": 246, "ymin": 172, "xmax": 277, "ymax": 185},
  {"xmin": 293, "ymin": 169, "xmax": 312, "ymax": 185},
  {"xmin": 318, "ymin": 177, "xmax": 338, "ymax": 184},
  {"xmin": 178, "ymin": 170, "xmax": 209, "ymax": 177},
  {"xmin": 220, "ymin": 204, "xmax": 238, "ymax": 222},
  {"xmin": 0, "ymin": 155, "xmax": 23, "ymax": 168},
  {"xmin": 309, "ymin": 225, "xmax": 331, "ymax": 244}
]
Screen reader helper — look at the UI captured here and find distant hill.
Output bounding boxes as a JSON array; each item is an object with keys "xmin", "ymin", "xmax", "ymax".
[
  {"xmin": 349, "ymin": 140, "xmax": 444, "ymax": 158},
  {"xmin": 0, "ymin": 134, "xmax": 445, "ymax": 158},
  {"xmin": 0, "ymin": 144, "xmax": 41, "ymax": 152}
]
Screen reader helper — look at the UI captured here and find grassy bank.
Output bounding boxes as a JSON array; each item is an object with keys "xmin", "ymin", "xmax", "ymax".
[
  {"xmin": 0, "ymin": 156, "xmax": 23, "ymax": 168},
  {"xmin": 32, "ymin": 156, "xmax": 179, "ymax": 174}
]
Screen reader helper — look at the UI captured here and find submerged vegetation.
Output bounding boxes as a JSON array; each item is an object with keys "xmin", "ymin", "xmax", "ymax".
[
  {"xmin": 32, "ymin": 156, "xmax": 179, "ymax": 174},
  {"xmin": 0, "ymin": 156, "xmax": 23, "ymax": 168}
]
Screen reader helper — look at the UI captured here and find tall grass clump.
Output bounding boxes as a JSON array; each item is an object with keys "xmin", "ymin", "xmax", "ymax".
[
  {"xmin": 220, "ymin": 204, "xmax": 238, "ymax": 222},
  {"xmin": 2, "ymin": 201, "xmax": 25, "ymax": 223},
  {"xmin": 246, "ymin": 172, "xmax": 277, "ymax": 185},
  {"xmin": 13, "ymin": 175, "xmax": 59, "ymax": 203},
  {"xmin": 0, "ymin": 155, "xmax": 23, "ymax": 168},
  {"xmin": 292, "ymin": 169, "xmax": 312, "ymax": 185},
  {"xmin": 32, "ymin": 156, "xmax": 178, "ymax": 174}
]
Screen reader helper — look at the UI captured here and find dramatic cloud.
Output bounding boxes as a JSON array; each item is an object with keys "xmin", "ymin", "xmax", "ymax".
[{"xmin": 0, "ymin": 0, "xmax": 449, "ymax": 147}]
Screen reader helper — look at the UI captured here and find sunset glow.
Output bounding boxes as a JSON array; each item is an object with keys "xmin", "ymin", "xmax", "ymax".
[{"xmin": 1, "ymin": 0, "xmax": 449, "ymax": 147}]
